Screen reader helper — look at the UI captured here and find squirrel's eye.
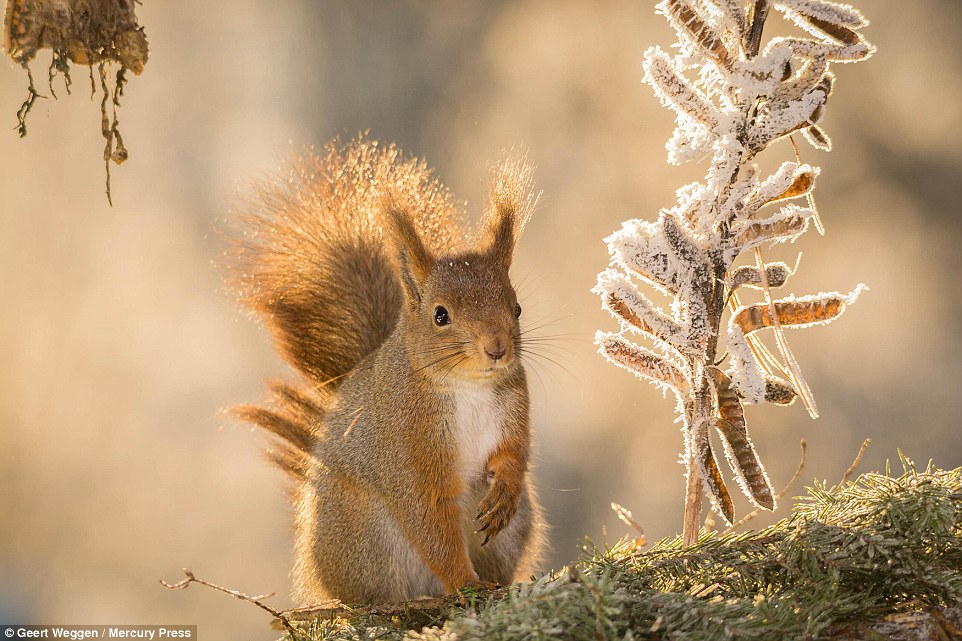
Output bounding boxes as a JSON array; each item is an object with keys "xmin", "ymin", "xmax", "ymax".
[
  {"xmin": 514, "ymin": 303, "xmax": 522, "ymax": 319},
  {"xmin": 434, "ymin": 306, "xmax": 451, "ymax": 326}
]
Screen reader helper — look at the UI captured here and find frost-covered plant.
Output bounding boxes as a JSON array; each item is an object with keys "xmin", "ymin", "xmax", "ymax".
[{"xmin": 594, "ymin": 0, "xmax": 873, "ymax": 544}]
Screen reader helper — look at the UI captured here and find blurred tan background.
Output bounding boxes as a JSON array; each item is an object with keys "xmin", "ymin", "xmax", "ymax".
[{"xmin": 1, "ymin": 1, "xmax": 959, "ymax": 638}]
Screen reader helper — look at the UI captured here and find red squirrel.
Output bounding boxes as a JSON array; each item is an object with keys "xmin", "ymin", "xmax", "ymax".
[{"xmin": 228, "ymin": 137, "xmax": 545, "ymax": 604}]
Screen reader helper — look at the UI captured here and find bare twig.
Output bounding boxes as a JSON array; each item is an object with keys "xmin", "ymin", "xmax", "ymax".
[
  {"xmin": 839, "ymin": 438, "xmax": 872, "ymax": 486},
  {"xmin": 160, "ymin": 567, "xmax": 509, "ymax": 635},
  {"xmin": 724, "ymin": 439, "xmax": 807, "ymax": 533},
  {"xmin": 160, "ymin": 568, "xmax": 301, "ymax": 639}
]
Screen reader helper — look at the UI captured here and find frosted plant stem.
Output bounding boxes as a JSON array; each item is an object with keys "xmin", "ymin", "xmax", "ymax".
[
  {"xmin": 598, "ymin": 0, "xmax": 869, "ymax": 540},
  {"xmin": 687, "ymin": 0, "xmax": 782, "ymax": 539},
  {"xmin": 683, "ymin": 235, "xmax": 729, "ymax": 545},
  {"xmin": 683, "ymin": 448, "xmax": 706, "ymax": 546},
  {"xmin": 681, "ymin": 1, "xmax": 773, "ymax": 546}
]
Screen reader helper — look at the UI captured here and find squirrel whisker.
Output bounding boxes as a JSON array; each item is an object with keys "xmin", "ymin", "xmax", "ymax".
[
  {"xmin": 411, "ymin": 350, "xmax": 468, "ymax": 376},
  {"xmin": 413, "ymin": 341, "xmax": 471, "ymax": 357},
  {"xmin": 517, "ymin": 346, "xmax": 576, "ymax": 382},
  {"xmin": 439, "ymin": 355, "xmax": 471, "ymax": 382}
]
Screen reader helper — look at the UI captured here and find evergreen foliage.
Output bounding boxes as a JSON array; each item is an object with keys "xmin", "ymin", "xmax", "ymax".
[{"xmin": 288, "ymin": 459, "xmax": 962, "ymax": 640}]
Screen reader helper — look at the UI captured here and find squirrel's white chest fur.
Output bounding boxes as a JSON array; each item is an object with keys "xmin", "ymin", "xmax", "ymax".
[{"xmin": 452, "ymin": 385, "xmax": 503, "ymax": 481}]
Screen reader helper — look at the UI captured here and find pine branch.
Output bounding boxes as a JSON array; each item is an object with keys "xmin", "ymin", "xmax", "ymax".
[{"xmin": 287, "ymin": 462, "xmax": 962, "ymax": 641}]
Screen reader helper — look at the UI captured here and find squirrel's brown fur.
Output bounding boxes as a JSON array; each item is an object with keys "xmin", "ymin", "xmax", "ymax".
[{"xmin": 228, "ymin": 136, "xmax": 545, "ymax": 604}]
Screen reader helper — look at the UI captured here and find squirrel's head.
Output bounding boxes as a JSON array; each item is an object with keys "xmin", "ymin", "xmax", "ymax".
[{"xmin": 385, "ymin": 164, "xmax": 536, "ymax": 386}]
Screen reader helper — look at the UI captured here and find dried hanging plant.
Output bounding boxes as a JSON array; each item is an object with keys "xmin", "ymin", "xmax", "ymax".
[
  {"xmin": 3, "ymin": 0, "xmax": 149, "ymax": 204},
  {"xmin": 594, "ymin": 0, "xmax": 873, "ymax": 545}
]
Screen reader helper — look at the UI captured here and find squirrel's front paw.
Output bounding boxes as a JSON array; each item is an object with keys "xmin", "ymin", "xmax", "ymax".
[{"xmin": 475, "ymin": 480, "xmax": 520, "ymax": 545}]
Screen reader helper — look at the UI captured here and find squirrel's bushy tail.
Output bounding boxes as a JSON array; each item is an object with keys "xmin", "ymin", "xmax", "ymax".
[
  {"xmin": 227, "ymin": 137, "xmax": 469, "ymax": 476},
  {"xmin": 230, "ymin": 136, "xmax": 468, "ymax": 384}
]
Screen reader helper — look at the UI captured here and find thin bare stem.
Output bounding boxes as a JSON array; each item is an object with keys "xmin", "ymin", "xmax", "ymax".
[
  {"xmin": 838, "ymin": 438, "xmax": 871, "ymax": 486},
  {"xmin": 160, "ymin": 568, "xmax": 302, "ymax": 640}
]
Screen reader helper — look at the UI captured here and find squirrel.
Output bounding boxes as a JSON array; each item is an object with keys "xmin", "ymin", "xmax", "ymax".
[{"xmin": 227, "ymin": 137, "xmax": 545, "ymax": 604}]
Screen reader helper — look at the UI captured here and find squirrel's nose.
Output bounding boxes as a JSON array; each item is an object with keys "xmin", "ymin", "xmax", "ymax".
[
  {"xmin": 485, "ymin": 346, "xmax": 506, "ymax": 361},
  {"xmin": 483, "ymin": 337, "xmax": 507, "ymax": 362}
]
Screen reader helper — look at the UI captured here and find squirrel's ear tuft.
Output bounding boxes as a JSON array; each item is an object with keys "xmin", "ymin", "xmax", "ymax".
[
  {"xmin": 384, "ymin": 198, "xmax": 435, "ymax": 303},
  {"xmin": 488, "ymin": 208, "xmax": 516, "ymax": 270},
  {"xmin": 482, "ymin": 155, "xmax": 540, "ymax": 270}
]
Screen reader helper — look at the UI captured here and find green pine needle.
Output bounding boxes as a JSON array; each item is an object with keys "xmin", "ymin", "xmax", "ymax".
[{"xmin": 290, "ymin": 461, "xmax": 962, "ymax": 641}]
